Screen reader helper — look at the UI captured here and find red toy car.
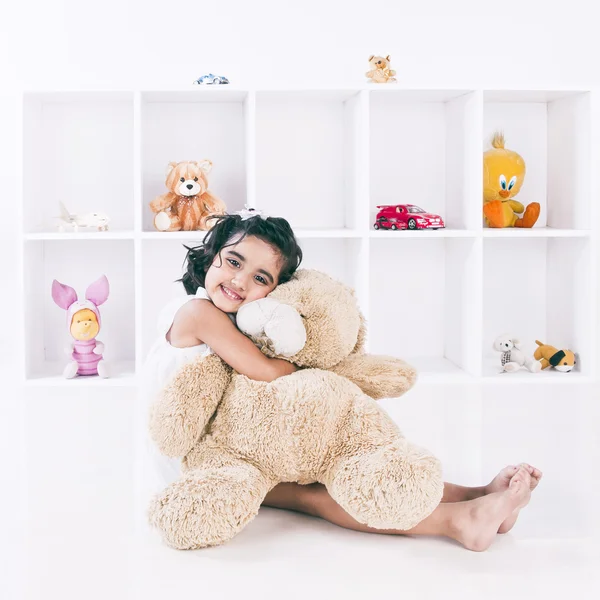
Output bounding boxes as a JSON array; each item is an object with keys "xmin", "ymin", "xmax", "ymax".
[{"xmin": 373, "ymin": 204, "xmax": 445, "ymax": 231}]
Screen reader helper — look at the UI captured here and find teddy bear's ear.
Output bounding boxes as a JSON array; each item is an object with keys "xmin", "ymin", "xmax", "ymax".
[
  {"xmin": 197, "ymin": 159, "xmax": 213, "ymax": 174},
  {"xmin": 166, "ymin": 162, "xmax": 178, "ymax": 177},
  {"xmin": 512, "ymin": 338, "xmax": 522, "ymax": 350},
  {"xmin": 368, "ymin": 55, "xmax": 374, "ymax": 61},
  {"xmin": 386, "ymin": 55, "xmax": 391, "ymax": 61}
]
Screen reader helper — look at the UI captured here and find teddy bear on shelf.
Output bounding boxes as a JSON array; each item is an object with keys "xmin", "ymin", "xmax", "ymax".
[
  {"xmin": 149, "ymin": 160, "xmax": 227, "ymax": 232},
  {"xmin": 148, "ymin": 270, "xmax": 441, "ymax": 550},
  {"xmin": 366, "ymin": 55, "xmax": 397, "ymax": 83},
  {"xmin": 493, "ymin": 334, "xmax": 541, "ymax": 373}
]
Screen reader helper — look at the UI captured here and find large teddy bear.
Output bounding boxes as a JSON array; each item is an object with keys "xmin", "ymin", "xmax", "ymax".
[{"xmin": 148, "ymin": 270, "xmax": 443, "ymax": 549}]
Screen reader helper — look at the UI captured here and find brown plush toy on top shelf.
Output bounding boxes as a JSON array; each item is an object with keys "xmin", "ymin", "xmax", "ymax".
[
  {"xmin": 366, "ymin": 55, "xmax": 397, "ymax": 83},
  {"xmin": 149, "ymin": 160, "xmax": 227, "ymax": 232}
]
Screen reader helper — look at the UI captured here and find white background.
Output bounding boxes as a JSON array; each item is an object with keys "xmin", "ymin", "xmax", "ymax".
[{"xmin": 2, "ymin": 1, "xmax": 600, "ymax": 598}]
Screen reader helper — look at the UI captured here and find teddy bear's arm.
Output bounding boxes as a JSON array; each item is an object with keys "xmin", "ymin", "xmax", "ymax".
[
  {"xmin": 330, "ymin": 354, "xmax": 417, "ymax": 400},
  {"xmin": 149, "ymin": 192, "xmax": 176, "ymax": 214},
  {"xmin": 149, "ymin": 353, "xmax": 232, "ymax": 458}
]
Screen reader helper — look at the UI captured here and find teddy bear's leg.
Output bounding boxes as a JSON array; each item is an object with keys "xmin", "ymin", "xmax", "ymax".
[
  {"xmin": 148, "ymin": 450, "xmax": 277, "ymax": 550},
  {"xmin": 483, "ymin": 201, "xmax": 513, "ymax": 228},
  {"xmin": 524, "ymin": 358, "xmax": 542, "ymax": 373},
  {"xmin": 322, "ymin": 436, "xmax": 444, "ymax": 532},
  {"xmin": 154, "ymin": 211, "xmax": 181, "ymax": 232},
  {"xmin": 515, "ymin": 203, "xmax": 541, "ymax": 228},
  {"xmin": 63, "ymin": 361, "xmax": 79, "ymax": 379},
  {"xmin": 96, "ymin": 360, "xmax": 109, "ymax": 378},
  {"xmin": 503, "ymin": 361, "xmax": 522, "ymax": 373}
]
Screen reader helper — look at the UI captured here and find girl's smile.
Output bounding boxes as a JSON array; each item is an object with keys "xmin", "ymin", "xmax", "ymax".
[{"xmin": 204, "ymin": 235, "xmax": 282, "ymax": 313}]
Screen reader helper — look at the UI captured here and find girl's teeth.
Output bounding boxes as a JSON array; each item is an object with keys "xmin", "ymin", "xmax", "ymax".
[{"xmin": 222, "ymin": 286, "xmax": 241, "ymax": 300}]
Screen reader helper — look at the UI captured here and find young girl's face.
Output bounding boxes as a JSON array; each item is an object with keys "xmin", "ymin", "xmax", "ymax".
[{"xmin": 204, "ymin": 235, "xmax": 282, "ymax": 313}]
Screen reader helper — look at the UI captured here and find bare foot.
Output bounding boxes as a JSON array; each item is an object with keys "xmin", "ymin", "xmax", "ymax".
[
  {"xmin": 485, "ymin": 463, "xmax": 542, "ymax": 533},
  {"xmin": 452, "ymin": 467, "xmax": 532, "ymax": 551}
]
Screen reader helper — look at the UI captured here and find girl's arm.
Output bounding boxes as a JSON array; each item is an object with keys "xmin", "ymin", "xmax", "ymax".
[{"xmin": 185, "ymin": 299, "xmax": 297, "ymax": 382}]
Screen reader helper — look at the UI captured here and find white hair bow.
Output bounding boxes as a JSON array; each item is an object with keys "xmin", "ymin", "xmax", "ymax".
[{"xmin": 236, "ymin": 205, "xmax": 268, "ymax": 221}]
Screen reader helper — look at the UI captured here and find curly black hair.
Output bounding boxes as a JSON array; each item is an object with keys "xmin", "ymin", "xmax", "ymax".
[{"xmin": 179, "ymin": 212, "xmax": 303, "ymax": 295}]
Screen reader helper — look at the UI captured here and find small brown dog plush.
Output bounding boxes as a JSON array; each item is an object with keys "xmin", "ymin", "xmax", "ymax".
[
  {"xmin": 366, "ymin": 55, "xmax": 397, "ymax": 83},
  {"xmin": 534, "ymin": 340, "xmax": 576, "ymax": 372},
  {"xmin": 149, "ymin": 160, "xmax": 226, "ymax": 232}
]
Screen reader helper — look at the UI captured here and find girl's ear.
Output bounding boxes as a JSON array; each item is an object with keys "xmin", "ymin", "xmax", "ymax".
[
  {"xmin": 52, "ymin": 280, "xmax": 77, "ymax": 310},
  {"xmin": 86, "ymin": 275, "xmax": 110, "ymax": 306}
]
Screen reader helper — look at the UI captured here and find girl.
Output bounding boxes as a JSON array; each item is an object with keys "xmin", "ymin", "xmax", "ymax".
[{"xmin": 141, "ymin": 209, "xmax": 542, "ymax": 551}]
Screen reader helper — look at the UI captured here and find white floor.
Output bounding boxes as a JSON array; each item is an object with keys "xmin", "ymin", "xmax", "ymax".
[{"xmin": 2, "ymin": 369, "xmax": 599, "ymax": 600}]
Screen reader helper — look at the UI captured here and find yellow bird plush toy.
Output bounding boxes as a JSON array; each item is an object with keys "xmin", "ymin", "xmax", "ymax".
[{"xmin": 483, "ymin": 132, "xmax": 540, "ymax": 228}]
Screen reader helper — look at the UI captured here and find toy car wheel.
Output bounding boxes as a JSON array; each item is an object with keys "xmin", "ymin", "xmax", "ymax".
[
  {"xmin": 391, "ymin": 224, "xmax": 397, "ymax": 230},
  {"xmin": 408, "ymin": 218, "xmax": 417, "ymax": 230},
  {"xmin": 374, "ymin": 223, "xmax": 380, "ymax": 230}
]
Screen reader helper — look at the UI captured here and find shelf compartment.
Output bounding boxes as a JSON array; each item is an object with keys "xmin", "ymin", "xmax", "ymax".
[
  {"xmin": 369, "ymin": 89, "xmax": 481, "ymax": 231},
  {"xmin": 140, "ymin": 91, "xmax": 249, "ymax": 232},
  {"xmin": 368, "ymin": 237, "xmax": 481, "ymax": 378},
  {"xmin": 483, "ymin": 89, "xmax": 591, "ymax": 231},
  {"xmin": 141, "ymin": 239, "xmax": 193, "ymax": 359},
  {"xmin": 255, "ymin": 90, "xmax": 365, "ymax": 230},
  {"xmin": 482, "ymin": 237, "xmax": 592, "ymax": 378},
  {"xmin": 23, "ymin": 239, "xmax": 136, "ymax": 383},
  {"xmin": 22, "ymin": 91, "xmax": 134, "ymax": 234}
]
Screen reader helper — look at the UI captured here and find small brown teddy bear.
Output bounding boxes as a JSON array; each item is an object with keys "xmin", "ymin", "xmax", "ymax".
[
  {"xmin": 149, "ymin": 160, "xmax": 227, "ymax": 232},
  {"xmin": 366, "ymin": 55, "xmax": 397, "ymax": 83}
]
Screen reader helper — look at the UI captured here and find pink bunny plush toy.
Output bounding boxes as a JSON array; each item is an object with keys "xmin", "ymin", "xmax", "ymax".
[{"xmin": 51, "ymin": 275, "xmax": 110, "ymax": 379}]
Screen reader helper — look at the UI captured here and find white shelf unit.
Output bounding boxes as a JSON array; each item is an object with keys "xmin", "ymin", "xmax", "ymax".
[{"xmin": 18, "ymin": 87, "xmax": 598, "ymax": 388}]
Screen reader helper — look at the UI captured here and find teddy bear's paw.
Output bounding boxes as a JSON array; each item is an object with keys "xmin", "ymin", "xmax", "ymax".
[
  {"xmin": 237, "ymin": 298, "xmax": 306, "ymax": 357},
  {"xmin": 148, "ymin": 465, "xmax": 270, "ymax": 550},
  {"xmin": 154, "ymin": 212, "xmax": 173, "ymax": 231},
  {"xmin": 325, "ymin": 440, "xmax": 443, "ymax": 531}
]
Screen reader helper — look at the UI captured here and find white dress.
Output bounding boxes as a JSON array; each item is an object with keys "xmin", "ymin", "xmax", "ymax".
[{"xmin": 134, "ymin": 287, "xmax": 231, "ymax": 524}]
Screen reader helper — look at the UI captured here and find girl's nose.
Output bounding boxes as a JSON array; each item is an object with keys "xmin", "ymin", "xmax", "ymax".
[{"xmin": 231, "ymin": 277, "xmax": 246, "ymax": 291}]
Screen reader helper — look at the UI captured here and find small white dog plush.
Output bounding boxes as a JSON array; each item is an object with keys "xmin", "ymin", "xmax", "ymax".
[{"xmin": 493, "ymin": 334, "xmax": 541, "ymax": 373}]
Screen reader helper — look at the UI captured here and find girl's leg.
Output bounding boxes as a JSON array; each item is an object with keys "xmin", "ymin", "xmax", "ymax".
[
  {"xmin": 262, "ymin": 467, "xmax": 532, "ymax": 552},
  {"xmin": 264, "ymin": 480, "xmax": 485, "ymax": 510}
]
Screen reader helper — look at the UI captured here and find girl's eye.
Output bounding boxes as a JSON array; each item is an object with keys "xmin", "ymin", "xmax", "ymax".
[
  {"xmin": 227, "ymin": 259, "xmax": 240, "ymax": 268},
  {"xmin": 194, "ymin": 177, "xmax": 198, "ymax": 182},
  {"xmin": 255, "ymin": 275, "xmax": 267, "ymax": 285},
  {"xmin": 180, "ymin": 177, "xmax": 185, "ymax": 182}
]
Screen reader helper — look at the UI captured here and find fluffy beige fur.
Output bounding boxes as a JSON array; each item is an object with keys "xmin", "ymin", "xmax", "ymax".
[{"xmin": 148, "ymin": 270, "xmax": 442, "ymax": 549}]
